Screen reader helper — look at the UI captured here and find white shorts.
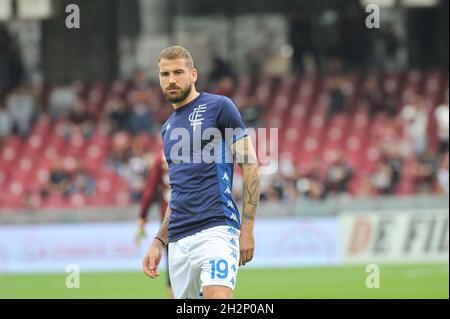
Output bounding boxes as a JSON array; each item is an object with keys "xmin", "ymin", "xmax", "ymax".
[{"xmin": 168, "ymin": 225, "xmax": 240, "ymax": 299}]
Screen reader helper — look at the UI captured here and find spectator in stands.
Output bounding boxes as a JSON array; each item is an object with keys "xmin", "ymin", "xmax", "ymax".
[
  {"xmin": 283, "ymin": 179, "xmax": 299, "ymax": 201},
  {"xmin": 127, "ymin": 90, "xmax": 155, "ymax": 135},
  {"xmin": 304, "ymin": 157, "xmax": 325, "ymax": 182},
  {"xmin": 325, "ymin": 151, "xmax": 352, "ymax": 195},
  {"xmin": 437, "ymin": 152, "xmax": 449, "ymax": 194},
  {"xmin": 401, "ymin": 94, "xmax": 429, "ymax": 157},
  {"xmin": 361, "ymin": 74, "xmax": 384, "ymax": 114},
  {"xmin": 48, "ymin": 82, "xmax": 78, "ymax": 119},
  {"xmin": 6, "ymin": 85, "xmax": 36, "ymax": 136},
  {"xmin": 385, "ymin": 97, "xmax": 398, "ymax": 118},
  {"xmin": 412, "ymin": 145, "xmax": 438, "ymax": 193},
  {"xmin": 296, "ymin": 157, "xmax": 328, "ymax": 200},
  {"xmin": 434, "ymin": 92, "xmax": 449, "ymax": 155},
  {"xmin": 85, "ymin": 82, "xmax": 105, "ymax": 119},
  {"xmin": 372, "ymin": 143, "xmax": 404, "ymax": 194},
  {"xmin": 260, "ymin": 174, "xmax": 284, "ymax": 202},
  {"xmin": 370, "ymin": 162, "xmax": 396, "ymax": 195},
  {"xmin": 130, "ymin": 70, "xmax": 161, "ymax": 117},
  {"xmin": 296, "ymin": 178, "xmax": 327, "ymax": 200},
  {"xmin": 111, "ymin": 79, "xmax": 128, "ymax": 96},
  {"xmin": 69, "ymin": 162, "xmax": 95, "ymax": 196},
  {"xmin": 353, "ymin": 174, "xmax": 375, "ymax": 198},
  {"xmin": 123, "ymin": 138, "xmax": 152, "ymax": 202},
  {"xmin": 41, "ymin": 159, "xmax": 71, "ymax": 198},
  {"xmin": 0, "ymin": 103, "xmax": 12, "ymax": 138},
  {"xmin": 67, "ymin": 97, "xmax": 95, "ymax": 139},
  {"xmin": 246, "ymin": 48, "xmax": 264, "ymax": 77},
  {"xmin": 131, "ymin": 69, "xmax": 152, "ymax": 91},
  {"xmin": 239, "ymin": 94, "xmax": 262, "ymax": 129},
  {"xmin": 211, "ymin": 77, "xmax": 235, "ymax": 97},
  {"xmin": 107, "ymin": 131, "xmax": 131, "ymax": 173},
  {"xmin": 279, "ymin": 155, "xmax": 297, "ymax": 182},
  {"xmin": 208, "ymin": 56, "xmax": 234, "ymax": 86},
  {"xmin": 377, "ymin": 116, "xmax": 409, "ymax": 161},
  {"xmin": 106, "ymin": 95, "xmax": 130, "ymax": 133},
  {"xmin": 54, "ymin": 117, "xmax": 71, "ymax": 140},
  {"xmin": 325, "ymin": 76, "xmax": 348, "ymax": 116},
  {"xmin": 262, "ymin": 185, "xmax": 283, "ymax": 202}
]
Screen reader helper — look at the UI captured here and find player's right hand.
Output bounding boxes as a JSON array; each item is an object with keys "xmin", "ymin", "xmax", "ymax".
[{"xmin": 143, "ymin": 239, "xmax": 164, "ymax": 279}]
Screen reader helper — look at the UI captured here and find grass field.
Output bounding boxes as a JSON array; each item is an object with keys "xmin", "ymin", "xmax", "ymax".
[{"xmin": 0, "ymin": 263, "xmax": 448, "ymax": 299}]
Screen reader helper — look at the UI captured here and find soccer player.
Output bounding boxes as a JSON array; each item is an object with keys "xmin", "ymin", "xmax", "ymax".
[
  {"xmin": 134, "ymin": 147, "xmax": 173, "ymax": 298},
  {"xmin": 142, "ymin": 46, "xmax": 261, "ymax": 299}
]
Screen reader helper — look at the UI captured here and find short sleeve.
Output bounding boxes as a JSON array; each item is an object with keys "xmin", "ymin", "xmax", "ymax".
[
  {"xmin": 161, "ymin": 113, "xmax": 174, "ymax": 140},
  {"xmin": 160, "ymin": 125, "xmax": 166, "ymax": 140},
  {"xmin": 216, "ymin": 96, "xmax": 248, "ymax": 145}
]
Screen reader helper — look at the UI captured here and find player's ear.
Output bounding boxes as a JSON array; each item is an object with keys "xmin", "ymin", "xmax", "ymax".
[{"xmin": 191, "ymin": 68, "xmax": 198, "ymax": 82}]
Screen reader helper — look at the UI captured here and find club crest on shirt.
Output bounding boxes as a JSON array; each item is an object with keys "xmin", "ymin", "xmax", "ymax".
[{"xmin": 188, "ymin": 104, "xmax": 207, "ymax": 131}]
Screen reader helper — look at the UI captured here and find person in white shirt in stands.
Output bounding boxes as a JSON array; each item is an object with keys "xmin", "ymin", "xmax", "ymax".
[
  {"xmin": 400, "ymin": 94, "xmax": 429, "ymax": 158},
  {"xmin": 434, "ymin": 91, "xmax": 449, "ymax": 155},
  {"xmin": 6, "ymin": 85, "xmax": 35, "ymax": 136}
]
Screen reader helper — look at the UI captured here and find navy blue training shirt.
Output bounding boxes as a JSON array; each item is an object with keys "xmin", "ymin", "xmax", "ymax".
[{"xmin": 161, "ymin": 92, "xmax": 248, "ymax": 242}]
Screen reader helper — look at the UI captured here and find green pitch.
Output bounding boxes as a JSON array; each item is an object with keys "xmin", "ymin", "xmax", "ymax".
[{"xmin": 0, "ymin": 263, "xmax": 447, "ymax": 299}]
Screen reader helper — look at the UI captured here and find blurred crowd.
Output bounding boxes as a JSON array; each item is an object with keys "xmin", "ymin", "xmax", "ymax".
[
  {"xmin": 251, "ymin": 75, "xmax": 449, "ymax": 203},
  {"xmin": 0, "ymin": 64, "xmax": 448, "ymax": 209}
]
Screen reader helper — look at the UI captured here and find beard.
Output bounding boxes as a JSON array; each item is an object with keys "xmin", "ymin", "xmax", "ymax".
[{"xmin": 163, "ymin": 83, "xmax": 192, "ymax": 104}]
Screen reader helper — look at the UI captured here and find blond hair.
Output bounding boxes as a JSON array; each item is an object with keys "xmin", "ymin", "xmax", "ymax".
[{"xmin": 158, "ymin": 45, "xmax": 194, "ymax": 70}]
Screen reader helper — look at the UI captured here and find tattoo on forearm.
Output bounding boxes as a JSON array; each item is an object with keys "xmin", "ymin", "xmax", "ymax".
[
  {"xmin": 156, "ymin": 207, "xmax": 171, "ymax": 240},
  {"xmin": 242, "ymin": 166, "xmax": 260, "ymax": 221},
  {"xmin": 232, "ymin": 137, "xmax": 260, "ymax": 222}
]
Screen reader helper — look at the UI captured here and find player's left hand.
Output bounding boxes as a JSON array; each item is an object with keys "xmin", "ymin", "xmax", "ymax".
[
  {"xmin": 143, "ymin": 239, "xmax": 164, "ymax": 278},
  {"xmin": 239, "ymin": 227, "xmax": 255, "ymax": 266}
]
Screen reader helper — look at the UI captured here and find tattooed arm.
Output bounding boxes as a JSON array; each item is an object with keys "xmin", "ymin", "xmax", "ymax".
[
  {"xmin": 155, "ymin": 206, "xmax": 171, "ymax": 244},
  {"xmin": 143, "ymin": 206, "xmax": 171, "ymax": 278},
  {"xmin": 232, "ymin": 136, "xmax": 261, "ymax": 266}
]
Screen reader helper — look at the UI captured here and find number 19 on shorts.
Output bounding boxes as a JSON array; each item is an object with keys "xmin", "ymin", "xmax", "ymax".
[{"xmin": 209, "ymin": 259, "xmax": 228, "ymax": 279}]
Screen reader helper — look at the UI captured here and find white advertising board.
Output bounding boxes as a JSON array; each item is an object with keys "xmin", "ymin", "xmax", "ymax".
[
  {"xmin": 0, "ymin": 217, "xmax": 340, "ymax": 273},
  {"xmin": 340, "ymin": 209, "xmax": 449, "ymax": 263}
]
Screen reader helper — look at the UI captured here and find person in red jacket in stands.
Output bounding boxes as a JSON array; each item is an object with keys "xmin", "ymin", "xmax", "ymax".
[{"xmin": 134, "ymin": 148, "xmax": 173, "ymax": 298}]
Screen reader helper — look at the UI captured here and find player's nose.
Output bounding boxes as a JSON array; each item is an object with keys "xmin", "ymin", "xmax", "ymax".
[{"xmin": 168, "ymin": 74, "xmax": 177, "ymax": 84}]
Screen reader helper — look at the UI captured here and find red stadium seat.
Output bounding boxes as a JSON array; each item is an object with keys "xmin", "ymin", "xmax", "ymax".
[
  {"xmin": 70, "ymin": 193, "xmax": 87, "ymax": 208},
  {"xmin": 0, "ymin": 193, "xmax": 23, "ymax": 209},
  {"xmin": 1, "ymin": 145, "xmax": 19, "ymax": 164},
  {"xmin": 0, "ymin": 170, "xmax": 10, "ymax": 193},
  {"xmin": 43, "ymin": 194, "xmax": 69, "ymax": 209},
  {"xmin": 344, "ymin": 134, "xmax": 366, "ymax": 170},
  {"xmin": 114, "ymin": 191, "xmax": 131, "ymax": 206},
  {"xmin": 84, "ymin": 157, "xmax": 105, "ymax": 175},
  {"xmin": 88, "ymin": 193, "xmax": 115, "ymax": 206},
  {"xmin": 396, "ymin": 177, "xmax": 414, "ymax": 195}
]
